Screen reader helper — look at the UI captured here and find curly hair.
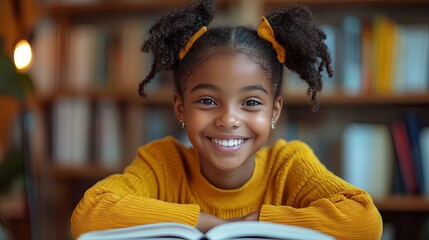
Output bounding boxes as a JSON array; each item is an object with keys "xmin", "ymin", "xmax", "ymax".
[{"xmin": 139, "ymin": 0, "xmax": 333, "ymax": 111}]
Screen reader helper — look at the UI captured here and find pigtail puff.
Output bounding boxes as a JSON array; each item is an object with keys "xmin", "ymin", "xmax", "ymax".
[
  {"xmin": 138, "ymin": 0, "xmax": 216, "ymax": 97},
  {"xmin": 266, "ymin": 6, "xmax": 334, "ymax": 111}
]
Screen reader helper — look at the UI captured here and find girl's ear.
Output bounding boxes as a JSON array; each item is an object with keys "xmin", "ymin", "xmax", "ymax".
[
  {"xmin": 272, "ymin": 96, "xmax": 283, "ymax": 124},
  {"xmin": 173, "ymin": 92, "xmax": 185, "ymax": 121}
]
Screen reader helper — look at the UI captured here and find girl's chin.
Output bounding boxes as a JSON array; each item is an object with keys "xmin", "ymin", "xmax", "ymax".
[
  {"xmin": 212, "ymin": 161, "xmax": 243, "ymax": 172},
  {"xmin": 207, "ymin": 153, "xmax": 254, "ymax": 173}
]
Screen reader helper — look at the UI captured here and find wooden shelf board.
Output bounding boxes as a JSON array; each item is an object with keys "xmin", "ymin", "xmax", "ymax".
[
  {"xmin": 284, "ymin": 93, "xmax": 429, "ymax": 106},
  {"xmin": 265, "ymin": 0, "xmax": 429, "ymax": 8},
  {"xmin": 43, "ymin": 0, "xmax": 229, "ymax": 16},
  {"xmin": 375, "ymin": 195, "xmax": 429, "ymax": 212}
]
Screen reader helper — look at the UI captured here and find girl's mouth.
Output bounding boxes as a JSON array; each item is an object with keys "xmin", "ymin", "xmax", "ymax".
[{"xmin": 210, "ymin": 138, "xmax": 247, "ymax": 147}]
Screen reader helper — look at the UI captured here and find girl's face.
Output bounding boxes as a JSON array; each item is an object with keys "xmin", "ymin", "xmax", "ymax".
[{"xmin": 174, "ymin": 54, "xmax": 282, "ymax": 189}]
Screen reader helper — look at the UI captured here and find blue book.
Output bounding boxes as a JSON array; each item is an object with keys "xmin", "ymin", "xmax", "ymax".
[
  {"xmin": 404, "ymin": 111, "xmax": 425, "ymax": 194},
  {"xmin": 420, "ymin": 127, "xmax": 429, "ymax": 197},
  {"xmin": 340, "ymin": 15, "xmax": 362, "ymax": 95}
]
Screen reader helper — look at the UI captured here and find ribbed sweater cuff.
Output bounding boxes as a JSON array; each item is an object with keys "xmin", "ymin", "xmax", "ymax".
[
  {"xmin": 259, "ymin": 204, "xmax": 275, "ymax": 222},
  {"xmin": 150, "ymin": 201, "xmax": 201, "ymax": 227}
]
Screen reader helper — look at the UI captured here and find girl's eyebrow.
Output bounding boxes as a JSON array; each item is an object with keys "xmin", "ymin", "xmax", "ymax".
[
  {"xmin": 190, "ymin": 83, "xmax": 268, "ymax": 94},
  {"xmin": 190, "ymin": 83, "xmax": 219, "ymax": 93},
  {"xmin": 241, "ymin": 85, "xmax": 268, "ymax": 94}
]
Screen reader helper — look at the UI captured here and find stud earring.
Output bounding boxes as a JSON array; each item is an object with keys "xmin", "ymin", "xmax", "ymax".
[
  {"xmin": 271, "ymin": 120, "xmax": 276, "ymax": 130},
  {"xmin": 180, "ymin": 120, "xmax": 186, "ymax": 129}
]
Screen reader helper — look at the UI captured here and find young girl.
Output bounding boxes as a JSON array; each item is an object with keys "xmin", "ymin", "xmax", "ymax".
[{"xmin": 71, "ymin": 0, "xmax": 382, "ymax": 239}]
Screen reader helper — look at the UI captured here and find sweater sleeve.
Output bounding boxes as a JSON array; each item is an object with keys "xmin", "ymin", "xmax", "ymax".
[
  {"xmin": 70, "ymin": 153, "xmax": 200, "ymax": 239},
  {"xmin": 259, "ymin": 142, "xmax": 383, "ymax": 240}
]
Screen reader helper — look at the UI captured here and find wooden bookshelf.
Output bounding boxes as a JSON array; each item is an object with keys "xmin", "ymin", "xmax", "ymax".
[
  {"xmin": 29, "ymin": 0, "xmax": 429, "ymax": 239},
  {"xmin": 265, "ymin": 0, "xmax": 429, "ymax": 10},
  {"xmin": 285, "ymin": 93, "xmax": 429, "ymax": 106},
  {"xmin": 375, "ymin": 196, "xmax": 429, "ymax": 212}
]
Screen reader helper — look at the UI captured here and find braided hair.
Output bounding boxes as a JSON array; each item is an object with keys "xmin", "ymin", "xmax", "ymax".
[{"xmin": 139, "ymin": 0, "xmax": 333, "ymax": 111}]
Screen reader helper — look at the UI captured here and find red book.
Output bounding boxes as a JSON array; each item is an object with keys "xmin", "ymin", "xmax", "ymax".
[{"xmin": 391, "ymin": 120, "xmax": 418, "ymax": 194}]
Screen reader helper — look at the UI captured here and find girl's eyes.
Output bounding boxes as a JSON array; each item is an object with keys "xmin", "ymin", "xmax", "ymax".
[
  {"xmin": 243, "ymin": 99, "xmax": 262, "ymax": 107},
  {"xmin": 195, "ymin": 97, "xmax": 262, "ymax": 108},
  {"xmin": 198, "ymin": 97, "xmax": 217, "ymax": 105}
]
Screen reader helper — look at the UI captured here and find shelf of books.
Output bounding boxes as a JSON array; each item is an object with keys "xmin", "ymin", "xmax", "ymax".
[
  {"xmin": 27, "ymin": 0, "xmax": 429, "ymax": 239},
  {"xmin": 268, "ymin": 1, "xmax": 429, "ymax": 239}
]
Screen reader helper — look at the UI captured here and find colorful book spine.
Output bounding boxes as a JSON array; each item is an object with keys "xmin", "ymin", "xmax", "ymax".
[{"xmin": 390, "ymin": 120, "xmax": 418, "ymax": 194}]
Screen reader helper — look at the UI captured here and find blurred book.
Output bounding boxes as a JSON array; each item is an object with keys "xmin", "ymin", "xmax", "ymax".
[
  {"xmin": 342, "ymin": 123, "xmax": 393, "ymax": 200},
  {"xmin": 93, "ymin": 27, "xmax": 109, "ymax": 90},
  {"xmin": 404, "ymin": 111, "xmax": 425, "ymax": 194},
  {"xmin": 391, "ymin": 120, "xmax": 418, "ymax": 194},
  {"xmin": 372, "ymin": 15, "xmax": 396, "ymax": 94},
  {"xmin": 68, "ymin": 25, "xmax": 98, "ymax": 91},
  {"xmin": 393, "ymin": 25, "xmax": 429, "ymax": 94},
  {"xmin": 118, "ymin": 19, "xmax": 147, "ymax": 93},
  {"xmin": 360, "ymin": 20, "xmax": 373, "ymax": 95},
  {"xmin": 29, "ymin": 19, "xmax": 57, "ymax": 94},
  {"xmin": 95, "ymin": 98, "xmax": 122, "ymax": 169},
  {"xmin": 52, "ymin": 97, "xmax": 91, "ymax": 166},
  {"xmin": 340, "ymin": 15, "xmax": 362, "ymax": 95},
  {"xmin": 122, "ymin": 103, "xmax": 146, "ymax": 164},
  {"xmin": 144, "ymin": 106, "xmax": 178, "ymax": 143},
  {"xmin": 420, "ymin": 127, "xmax": 429, "ymax": 197}
]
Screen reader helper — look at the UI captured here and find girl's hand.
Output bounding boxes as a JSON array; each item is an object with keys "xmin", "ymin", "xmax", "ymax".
[
  {"xmin": 196, "ymin": 210, "xmax": 260, "ymax": 233},
  {"xmin": 242, "ymin": 211, "xmax": 260, "ymax": 221},
  {"xmin": 196, "ymin": 211, "xmax": 227, "ymax": 233},
  {"xmin": 227, "ymin": 211, "xmax": 260, "ymax": 222}
]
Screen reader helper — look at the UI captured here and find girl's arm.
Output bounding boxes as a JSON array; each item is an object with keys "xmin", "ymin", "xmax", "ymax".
[
  {"xmin": 70, "ymin": 161, "xmax": 200, "ymax": 239},
  {"xmin": 260, "ymin": 144, "xmax": 383, "ymax": 240}
]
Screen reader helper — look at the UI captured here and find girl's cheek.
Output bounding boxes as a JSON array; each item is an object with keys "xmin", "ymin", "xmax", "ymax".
[{"xmin": 254, "ymin": 117, "xmax": 270, "ymax": 129}]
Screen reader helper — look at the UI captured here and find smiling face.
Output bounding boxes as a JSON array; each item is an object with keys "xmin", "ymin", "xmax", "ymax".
[{"xmin": 174, "ymin": 53, "xmax": 282, "ymax": 189}]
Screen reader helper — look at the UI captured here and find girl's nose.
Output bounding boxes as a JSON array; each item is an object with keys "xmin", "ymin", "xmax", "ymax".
[{"xmin": 214, "ymin": 107, "xmax": 242, "ymax": 129}]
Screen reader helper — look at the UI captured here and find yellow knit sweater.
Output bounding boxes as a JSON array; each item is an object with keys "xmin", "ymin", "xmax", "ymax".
[{"xmin": 71, "ymin": 136, "xmax": 382, "ymax": 239}]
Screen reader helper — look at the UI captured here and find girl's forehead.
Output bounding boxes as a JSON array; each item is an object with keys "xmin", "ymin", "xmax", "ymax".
[
  {"xmin": 184, "ymin": 54, "xmax": 273, "ymax": 94},
  {"xmin": 196, "ymin": 53, "xmax": 260, "ymax": 73}
]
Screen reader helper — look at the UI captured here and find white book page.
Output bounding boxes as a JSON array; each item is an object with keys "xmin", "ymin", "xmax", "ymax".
[
  {"xmin": 77, "ymin": 222, "xmax": 203, "ymax": 240},
  {"xmin": 206, "ymin": 221, "xmax": 335, "ymax": 240}
]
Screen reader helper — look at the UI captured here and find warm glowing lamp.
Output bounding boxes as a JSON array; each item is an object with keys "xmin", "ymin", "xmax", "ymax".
[{"xmin": 13, "ymin": 39, "xmax": 32, "ymax": 71}]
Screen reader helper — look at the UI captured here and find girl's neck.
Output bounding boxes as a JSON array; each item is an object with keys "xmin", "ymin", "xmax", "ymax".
[{"xmin": 199, "ymin": 156, "xmax": 256, "ymax": 190}]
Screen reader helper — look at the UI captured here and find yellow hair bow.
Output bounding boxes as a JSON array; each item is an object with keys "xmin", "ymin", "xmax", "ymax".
[
  {"xmin": 179, "ymin": 26, "xmax": 207, "ymax": 60},
  {"xmin": 258, "ymin": 17, "xmax": 286, "ymax": 63}
]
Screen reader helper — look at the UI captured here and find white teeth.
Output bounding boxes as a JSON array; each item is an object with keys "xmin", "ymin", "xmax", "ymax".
[{"xmin": 212, "ymin": 138, "xmax": 245, "ymax": 147}]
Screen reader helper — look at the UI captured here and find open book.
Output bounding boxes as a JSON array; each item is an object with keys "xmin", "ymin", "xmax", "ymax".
[{"xmin": 77, "ymin": 221, "xmax": 335, "ymax": 240}]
